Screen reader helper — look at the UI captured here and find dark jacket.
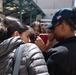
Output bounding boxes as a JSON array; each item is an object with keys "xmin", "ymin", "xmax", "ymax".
[
  {"xmin": 46, "ymin": 36, "xmax": 76, "ymax": 75},
  {"xmin": 0, "ymin": 36, "xmax": 49, "ymax": 75}
]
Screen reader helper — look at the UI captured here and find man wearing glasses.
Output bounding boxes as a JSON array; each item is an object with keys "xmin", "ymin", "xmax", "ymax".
[{"xmin": 47, "ymin": 8, "xmax": 76, "ymax": 75}]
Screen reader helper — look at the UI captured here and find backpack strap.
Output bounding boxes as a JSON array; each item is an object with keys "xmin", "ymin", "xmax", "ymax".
[{"xmin": 13, "ymin": 44, "xmax": 29, "ymax": 75}]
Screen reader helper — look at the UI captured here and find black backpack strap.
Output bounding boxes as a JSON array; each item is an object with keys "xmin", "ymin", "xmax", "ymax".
[{"xmin": 13, "ymin": 44, "xmax": 29, "ymax": 75}]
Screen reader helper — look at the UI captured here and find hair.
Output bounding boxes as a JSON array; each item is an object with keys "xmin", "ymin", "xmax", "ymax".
[
  {"xmin": 30, "ymin": 21, "xmax": 41, "ymax": 33},
  {"xmin": 62, "ymin": 8, "xmax": 76, "ymax": 31},
  {"xmin": 0, "ymin": 25, "xmax": 7, "ymax": 42},
  {"xmin": 3, "ymin": 16, "xmax": 29, "ymax": 38},
  {"xmin": 63, "ymin": 18, "xmax": 76, "ymax": 31},
  {"xmin": 27, "ymin": 25, "xmax": 35, "ymax": 43},
  {"xmin": 0, "ymin": 17, "xmax": 7, "ymax": 42}
]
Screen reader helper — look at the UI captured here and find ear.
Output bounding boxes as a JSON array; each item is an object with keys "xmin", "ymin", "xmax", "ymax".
[{"xmin": 13, "ymin": 31, "xmax": 20, "ymax": 36}]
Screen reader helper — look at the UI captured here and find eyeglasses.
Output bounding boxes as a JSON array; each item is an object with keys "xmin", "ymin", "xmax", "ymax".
[{"xmin": 52, "ymin": 22, "xmax": 62, "ymax": 30}]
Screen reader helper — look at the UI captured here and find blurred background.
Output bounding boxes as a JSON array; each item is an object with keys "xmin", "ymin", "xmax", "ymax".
[{"xmin": 0, "ymin": 0, "xmax": 75, "ymax": 25}]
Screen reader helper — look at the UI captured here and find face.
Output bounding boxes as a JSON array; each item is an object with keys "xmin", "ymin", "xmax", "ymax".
[
  {"xmin": 20, "ymin": 30, "xmax": 31, "ymax": 43},
  {"xmin": 53, "ymin": 22, "xmax": 64, "ymax": 41},
  {"xmin": 33, "ymin": 26, "xmax": 40, "ymax": 38},
  {"xmin": 43, "ymin": 28, "xmax": 55, "ymax": 42}
]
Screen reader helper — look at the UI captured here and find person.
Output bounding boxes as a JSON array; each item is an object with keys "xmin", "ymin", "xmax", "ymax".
[
  {"xmin": 46, "ymin": 8, "xmax": 76, "ymax": 75},
  {"xmin": 3, "ymin": 16, "xmax": 31, "ymax": 43},
  {"xmin": 30, "ymin": 21, "xmax": 41, "ymax": 42},
  {"xmin": 0, "ymin": 25, "xmax": 7, "ymax": 43},
  {"xmin": 0, "ymin": 16, "xmax": 49, "ymax": 75},
  {"xmin": 0, "ymin": 17, "xmax": 7, "ymax": 43},
  {"xmin": 35, "ymin": 23, "xmax": 58, "ymax": 61},
  {"xmin": 44, "ymin": 23, "xmax": 58, "ymax": 50},
  {"xmin": 35, "ymin": 23, "xmax": 58, "ymax": 52}
]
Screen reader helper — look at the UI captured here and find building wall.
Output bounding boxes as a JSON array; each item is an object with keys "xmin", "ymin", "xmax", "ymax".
[
  {"xmin": 34, "ymin": 0, "xmax": 74, "ymax": 20},
  {"xmin": 34, "ymin": 0, "xmax": 73, "ymax": 9}
]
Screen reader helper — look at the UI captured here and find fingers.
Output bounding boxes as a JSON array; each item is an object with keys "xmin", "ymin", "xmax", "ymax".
[
  {"xmin": 35, "ymin": 36, "xmax": 45, "ymax": 44},
  {"xmin": 35, "ymin": 36, "xmax": 47, "ymax": 52}
]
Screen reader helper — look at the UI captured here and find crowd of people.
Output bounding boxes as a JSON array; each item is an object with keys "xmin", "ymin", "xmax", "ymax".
[{"xmin": 0, "ymin": 7, "xmax": 76, "ymax": 75}]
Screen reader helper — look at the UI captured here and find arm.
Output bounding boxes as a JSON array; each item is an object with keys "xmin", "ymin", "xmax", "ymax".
[{"xmin": 26, "ymin": 43, "xmax": 49, "ymax": 75}]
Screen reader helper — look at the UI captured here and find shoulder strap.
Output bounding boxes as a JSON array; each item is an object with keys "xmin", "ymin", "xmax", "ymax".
[{"xmin": 13, "ymin": 44, "xmax": 29, "ymax": 75}]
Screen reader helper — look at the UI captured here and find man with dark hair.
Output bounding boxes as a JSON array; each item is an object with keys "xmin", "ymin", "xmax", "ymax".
[{"xmin": 47, "ymin": 8, "xmax": 76, "ymax": 75}]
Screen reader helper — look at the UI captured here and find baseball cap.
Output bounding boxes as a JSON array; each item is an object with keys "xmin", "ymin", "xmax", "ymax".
[
  {"xmin": 52, "ymin": 8, "xmax": 74, "ymax": 27},
  {"xmin": 45, "ymin": 23, "xmax": 53, "ymax": 30}
]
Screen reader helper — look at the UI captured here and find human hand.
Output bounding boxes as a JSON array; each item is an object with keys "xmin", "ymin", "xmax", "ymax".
[{"xmin": 35, "ymin": 36, "xmax": 47, "ymax": 52}]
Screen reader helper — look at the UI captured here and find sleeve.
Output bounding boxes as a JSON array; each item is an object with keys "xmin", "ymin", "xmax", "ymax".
[
  {"xmin": 26, "ymin": 43, "xmax": 49, "ymax": 75},
  {"xmin": 42, "ymin": 52, "xmax": 48, "ymax": 62},
  {"xmin": 46, "ymin": 46, "xmax": 69, "ymax": 75},
  {"xmin": 47, "ymin": 58, "xmax": 56, "ymax": 75}
]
